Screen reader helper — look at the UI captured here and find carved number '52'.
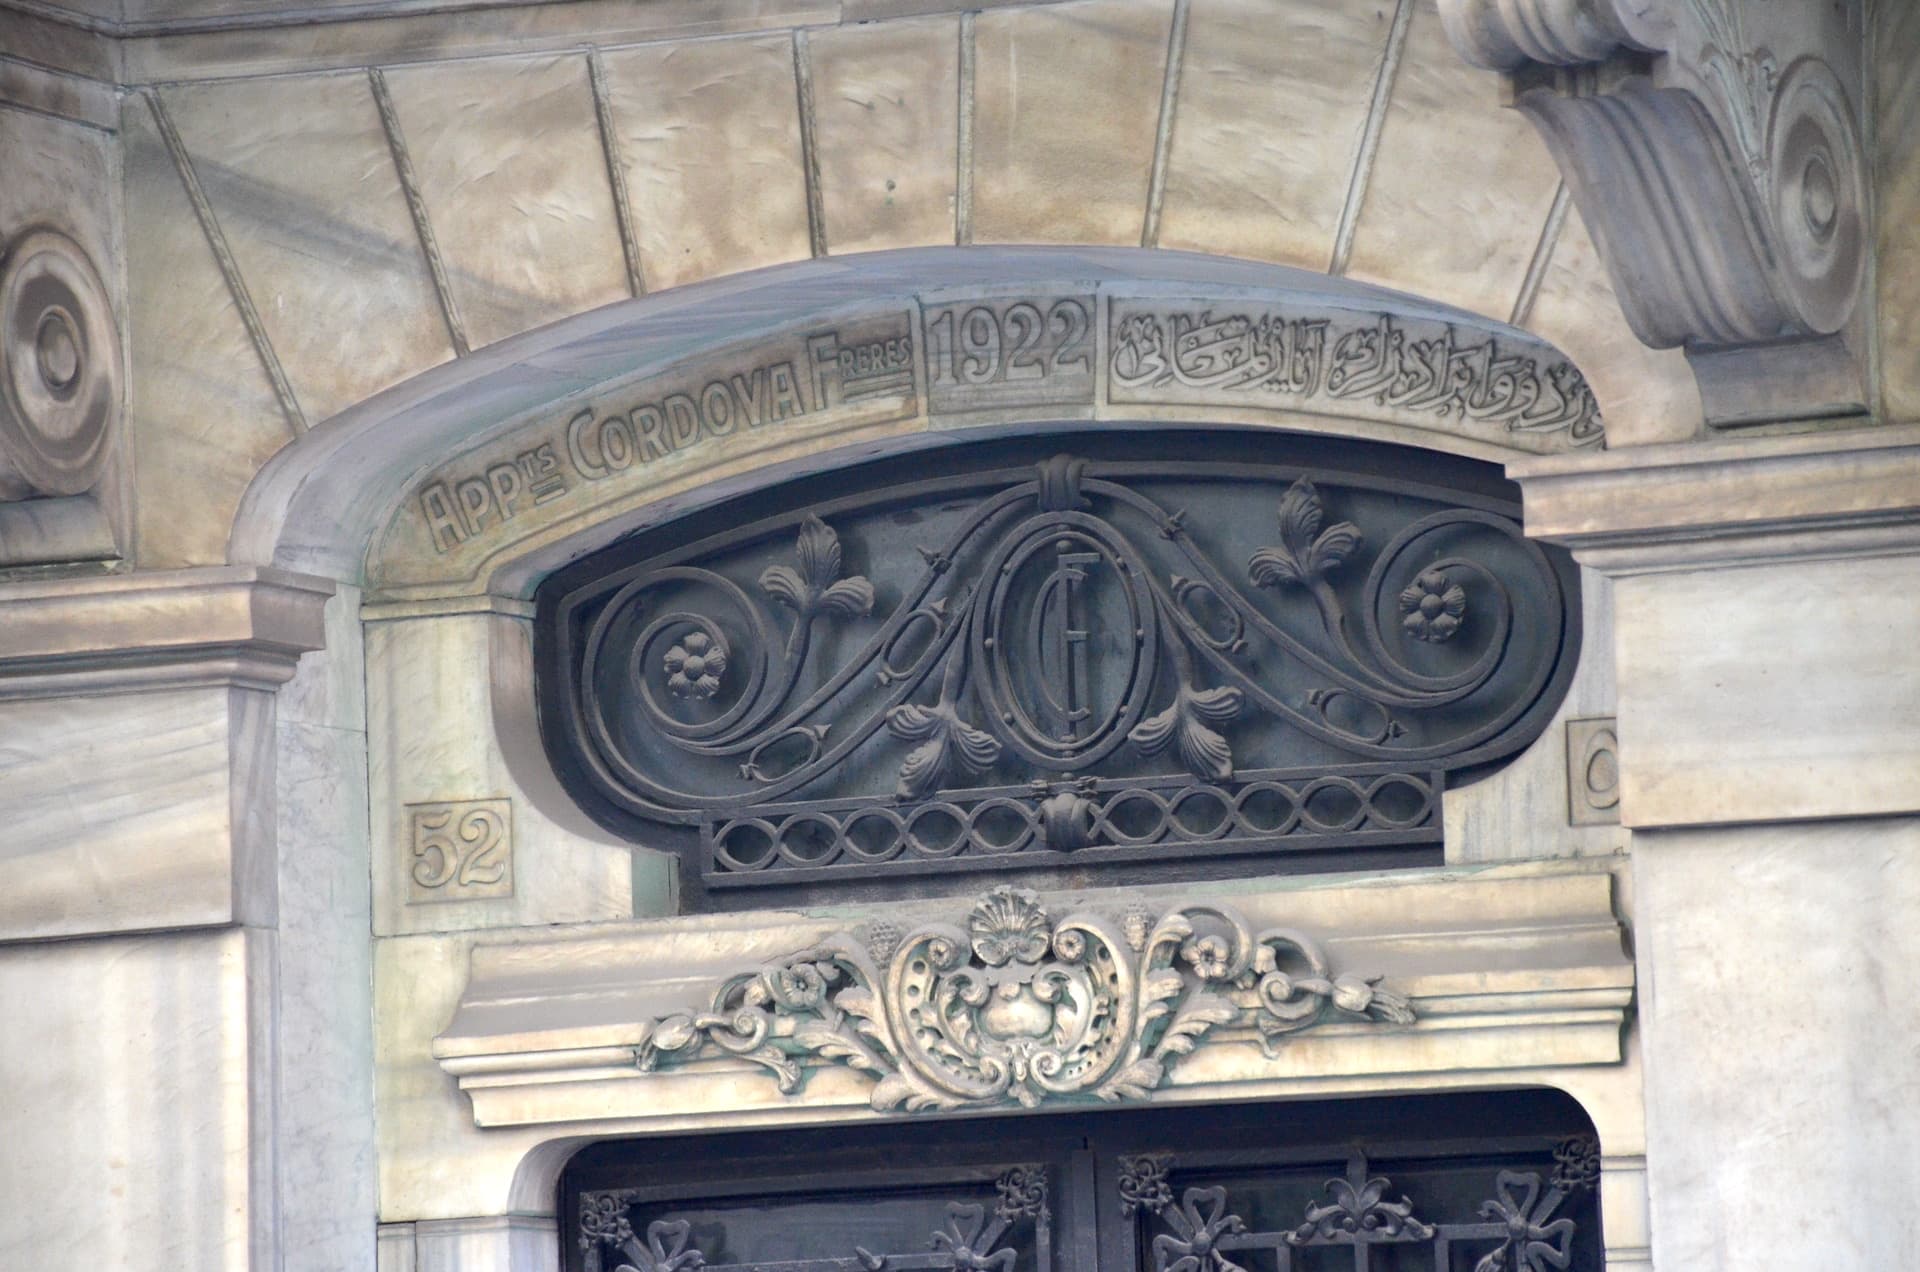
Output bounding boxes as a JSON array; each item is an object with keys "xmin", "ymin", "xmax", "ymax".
[{"xmin": 411, "ymin": 806, "xmax": 509, "ymax": 889}]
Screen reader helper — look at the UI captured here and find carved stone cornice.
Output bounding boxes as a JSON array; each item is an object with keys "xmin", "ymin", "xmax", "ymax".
[
  {"xmin": 0, "ymin": 565, "xmax": 334, "ymax": 698},
  {"xmin": 1440, "ymin": 0, "xmax": 1869, "ymax": 427},
  {"xmin": 432, "ymin": 866, "xmax": 1635, "ymax": 1129},
  {"xmin": 1505, "ymin": 421, "xmax": 1920, "ymax": 574}
]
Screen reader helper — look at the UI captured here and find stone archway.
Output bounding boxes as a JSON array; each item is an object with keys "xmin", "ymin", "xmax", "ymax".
[{"xmin": 210, "ymin": 246, "xmax": 1652, "ymax": 1272}]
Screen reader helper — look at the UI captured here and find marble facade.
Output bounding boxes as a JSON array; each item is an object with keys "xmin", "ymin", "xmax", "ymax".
[{"xmin": 0, "ymin": 0, "xmax": 1914, "ymax": 1269}]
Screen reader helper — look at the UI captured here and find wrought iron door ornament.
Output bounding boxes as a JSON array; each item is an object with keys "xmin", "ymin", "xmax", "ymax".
[
  {"xmin": 1123, "ymin": 1137, "xmax": 1600, "ymax": 1272},
  {"xmin": 580, "ymin": 1165, "xmax": 1049, "ymax": 1272},
  {"xmin": 542, "ymin": 445, "xmax": 1578, "ymax": 897},
  {"xmin": 633, "ymin": 886, "xmax": 1411, "ymax": 1112}
]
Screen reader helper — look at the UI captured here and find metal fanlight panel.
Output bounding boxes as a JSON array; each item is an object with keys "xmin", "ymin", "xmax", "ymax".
[{"xmin": 537, "ymin": 435, "xmax": 1579, "ymax": 905}]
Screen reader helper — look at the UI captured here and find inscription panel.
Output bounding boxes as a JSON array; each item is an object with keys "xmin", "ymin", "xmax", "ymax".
[
  {"xmin": 407, "ymin": 798, "xmax": 514, "ymax": 902},
  {"xmin": 385, "ymin": 311, "xmax": 921, "ymax": 583},
  {"xmin": 920, "ymin": 294, "xmax": 1096, "ymax": 414},
  {"xmin": 1107, "ymin": 299, "xmax": 1605, "ymax": 448},
  {"xmin": 375, "ymin": 287, "xmax": 1609, "ymax": 593}
]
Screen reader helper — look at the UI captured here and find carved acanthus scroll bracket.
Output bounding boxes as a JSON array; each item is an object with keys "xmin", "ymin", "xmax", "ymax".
[
  {"xmin": 1440, "ymin": 0, "xmax": 1869, "ymax": 427},
  {"xmin": 632, "ymin": 885, "xmax": 1413, "ymax": 1113}
]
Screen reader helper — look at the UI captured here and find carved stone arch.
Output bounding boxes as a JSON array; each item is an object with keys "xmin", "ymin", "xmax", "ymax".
[
  {"xmin": 224, "ymin": 246, "xmax": 1642, "ymax": 1272},
  {"xmin": 227, "ymin": 245, "xmax": 1608, "ymax": 911},
  {"xmin": 229, "ymin": 246, "xmax": 1607, "ymax": 598}
]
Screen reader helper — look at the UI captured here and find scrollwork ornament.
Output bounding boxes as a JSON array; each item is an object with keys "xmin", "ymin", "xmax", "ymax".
[
  {"xmin": 1438, "ymin": 0, "xmax": 1867, "ymax": 350},
  {"xmin": 560, "ymin": 451, "xmax": 1576, "ymax": 888},
  {"xmin": 0, "ymin": 228, "xmax": 120, "ymax": 500},
  {"xmin": 630, "ymin": 886, "xmax": 1413, "ymax": 1113},
  {"xmin": 993, "ymin": 1165, "xmax": 1050, "ymax": 1221},
  {"xmin": 1118, "ymin": 1155, "xmax": 1174, "ymax": 1217}
]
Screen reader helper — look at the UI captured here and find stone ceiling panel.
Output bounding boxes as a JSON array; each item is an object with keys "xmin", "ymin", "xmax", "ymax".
[
  {"xmin": 808, "ymin": 15, "xmax": 961, "ymax": 255},
  {"xmin": 380, "ymin": 52, "xmax": 632, "ymax": 350},
  {"xmin": 971, "ymin": 0, "xmax": 1174, "ymax": 245},
  {"xmin": 159, "ymin": 71, "xmax": 457, "ymax": 424},
  {"xmin": 1523, "ymin": 210, "xmax": 1704, "ymax": 447},
  {"xmin": 122, "ymin": 96, "xmax": 295, "ymax": 568},
  {"xmin": 1156, "ymin": 0, "xmax": 1389, "ymax": 269},
  {"xmin": 1342, "ymin": 0, "xmax": 1559, "ymax": 321},
  {"xmin": 596, "ymin": 34, "xmax": 814, "ymax": 293}
]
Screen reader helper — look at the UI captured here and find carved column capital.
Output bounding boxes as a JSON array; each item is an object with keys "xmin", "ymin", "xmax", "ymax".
[{"xmin": 1439, "ymin": 0, "xmax": 1869, "ymax": 428}]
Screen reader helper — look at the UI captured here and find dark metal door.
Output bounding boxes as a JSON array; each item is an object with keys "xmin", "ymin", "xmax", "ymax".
[{"xmin": 561, "ymin": 1090, "xmax": 1603, "ymax": 1272}]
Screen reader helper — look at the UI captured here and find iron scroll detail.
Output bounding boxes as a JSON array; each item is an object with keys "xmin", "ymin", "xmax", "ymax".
[{"xmin": 539, "ymin": 438, "xmax": 1580, "ymax": 903}]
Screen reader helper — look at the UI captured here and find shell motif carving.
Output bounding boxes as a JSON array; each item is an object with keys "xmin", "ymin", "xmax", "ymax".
[{"xmin": 634, "ymin": 885, "xmax": 1413, "ymax": 1112}]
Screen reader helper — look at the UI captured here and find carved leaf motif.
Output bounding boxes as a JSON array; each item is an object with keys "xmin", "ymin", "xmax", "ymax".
[
  {"xmin": 1247, "ymin": 478, "xmax": 1364, "ymax": 588},
  {"xmin": 886, "ymin": 701, "xmax": 1002, "ymax": 800},
  {"xmin": 759, "ymin": 515, "xmax": 877, "ymax": 619},
  {"xmin": 1129, "ymin": 685, "xmax": 1244, "ymax": 780},
  {"xmin": 796, "ymin": 513, "xmax": 842, "ymax": 588},
  {"xmin": 1155, "ymin": 991, "xmax": 1238, "ymax": 1058},
  {"xmin": 792, "ymin": 1019, "xmax": 887, "ymax": 1076},
  {"xmin": 1098, "ymin": 1058, "xmax": 1165, "ymax": 1101}
]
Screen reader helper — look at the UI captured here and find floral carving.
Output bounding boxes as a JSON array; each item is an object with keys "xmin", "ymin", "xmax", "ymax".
[
  {"xmin": 759, "ymin": 514, "xmax": 876, "ymax": 621},
  {"xmin": 632, "ymin": 886, "xmax": 1412, "ymax": 1113},
  {"xmin": 1248, "ymin": 479, "xmax": 1364, "ymax": 593},
  {"xmin": 1287, "ymin": 1176, "xmax": 1434, "ymax": 1244},
  {"xmin": 1399, "ymin": 569, "xmax": 1467, "ymax": 643},
  {"xmin": 663, "ymin": 630, "xmax": 727, "ymax": 699},
  {"xmin": 1149, "ymin": 1187, "xmax": 1248, "ymax": 1272}
]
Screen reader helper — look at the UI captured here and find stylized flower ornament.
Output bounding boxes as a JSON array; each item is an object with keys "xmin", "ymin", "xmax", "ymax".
[
  {"xmin": 1472, "ymin": 1172, "xmax": 1575, "ymax": 1272},
  {"xmin": 663, "ymin": 630, "xmax": 727, "ymax": 699},
  {"xmin": 1151, "ymin": 1186, "xmax": 1250, "ymax": 1272},
  {"xmin": 1287, "ymin": 1176, "xmax": 1433, "ymax": 1244},
  {"xmin": 1180, "ymin": 934, "xmax": 1235, "ymax": 980},
  {"xmin": 759, "ymin": 515, "xmax": 875, "ymax": 621},
  {"xmin": 930, "ymin": 1203, "xmax": 1018, "ymax": 1272},
  {"xmin": 1399, "ymin": 568, "xmax": 1467, "ymax": 643},
  {"xmin": 1248, "ymin": 479, "xmax": 1363, "ymax": 591}
]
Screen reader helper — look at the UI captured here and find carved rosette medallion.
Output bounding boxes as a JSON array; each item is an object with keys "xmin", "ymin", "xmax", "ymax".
[
  {"xmin": 633, "ymin": 885, "xmax": 1413, "ymax": 1113},
  {"xmin": 0, "ymin": 228, "xmax": 120, "ymax": 501}
]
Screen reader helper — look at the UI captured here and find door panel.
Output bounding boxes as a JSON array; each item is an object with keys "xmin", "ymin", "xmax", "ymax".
[{"xmin": 561, "ymin": 1091, "xmax": 1603, "ymax": 1272}]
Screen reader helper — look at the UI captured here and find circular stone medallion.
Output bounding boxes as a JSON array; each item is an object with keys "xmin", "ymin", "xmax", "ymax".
[{"xmin": 0, "ymin": 228, "xmax": 121, "ymax": 499}]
